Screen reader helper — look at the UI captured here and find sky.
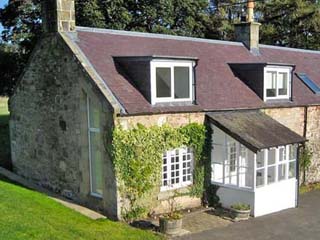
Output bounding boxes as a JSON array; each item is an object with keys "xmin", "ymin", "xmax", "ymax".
[{"xmin": 0, "ymin": 0, "xmax": 9, "ymax": 34}]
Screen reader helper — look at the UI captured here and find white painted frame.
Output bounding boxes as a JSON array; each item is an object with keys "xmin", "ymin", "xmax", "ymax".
[
  {"xmin": 211, "ymin": 132, "xmax": 254, "ymax": 191},
  {"xmin": 150, "ymin": 60, "xmax": 195, "ymax": 105},
  {"xmin": 255, "ymin": 145, "xmax": 297, "ymax": 189},
  {"xmin": 87, "ymin": 95, "xmax": 103, "ymax": 198},
  {"xmin": 263, "ymin": 66, "xmax": 292, "ymax": 101},
  {"xmin": 160, "ymin": 147, "xmax": 194, "ymax": 192}
]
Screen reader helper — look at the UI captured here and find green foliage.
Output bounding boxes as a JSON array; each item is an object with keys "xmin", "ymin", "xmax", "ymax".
[
  {"xmin": 0, "ymin": 97, "xmax": 11, "ymax": 169},
  {"xmin": 300, "ymin": 146, "xmax": 313, "ymax": 171},
  {"xmin": 300, "ymin": 146, "xmax": 313, "ymax": 184},
  {"xmin": 0, "ymin": 179, "xmax": 161, "ymax": 240},
  {"xmin": 112, "ymin": 123, "xmax": 207, "ymax": 221},
  {"xmin": 231, "ymin": 203, "xmax": 250, "ymax": 211},
  {"xmin": 256, "ymin": 0, "xmax": 320, "ymax": 49}
]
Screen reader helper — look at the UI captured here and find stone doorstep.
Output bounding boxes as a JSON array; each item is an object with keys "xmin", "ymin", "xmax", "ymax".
[{"xmin": 0, "ymin": 166, "xmax": 106, "ymax": 220}]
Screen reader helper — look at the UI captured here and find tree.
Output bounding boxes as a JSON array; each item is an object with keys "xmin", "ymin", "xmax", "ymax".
[
  {"xmin": 0, "ymin": 44, "xmax": 24, "ymax": 96},
  {"xmin": 256, "ymin": 0, "xmax": 320, "ymax": 49},
  {"xmin": 0, "ymin": 0, "xmax": 41, "ymax": 96},
  {"xmin": 0, "ymin": 0, "xmax": 41, "ymax": 55},
  {"xmin": 1, "ymin": 0, "xmax": 320, "ymax": 96}
]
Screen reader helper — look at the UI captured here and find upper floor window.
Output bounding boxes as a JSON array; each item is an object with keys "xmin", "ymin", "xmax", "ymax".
[
  {"xmin": 264, "ymin": 67, "xmax": 292, "ymax": 101},
  {"xmin": 151, "ymin": 60, "xmax": 194, "ymax": 104}
]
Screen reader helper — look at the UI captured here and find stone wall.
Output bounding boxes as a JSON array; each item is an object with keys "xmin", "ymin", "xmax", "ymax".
[
  {"xmin": 305, "ymin": 106, "xmax": 320, "ymax": 183},
  {"xmin": 42, "ymin": 0, "xmax": 76, "ymax": 33},
  {"xmin": 264, "ymin": 106, "xmax": 320, "ymax": 184},
  {"xmin": 117, "ymin": 112, "xmax": 205, "ymax": 130},
  {"xmin": 116, "ymin": 112, "xmax": 205, "ymax": 214},
  {"xmin": 9, "ymin": 34, "xmax": 119, "ymax": 219}
]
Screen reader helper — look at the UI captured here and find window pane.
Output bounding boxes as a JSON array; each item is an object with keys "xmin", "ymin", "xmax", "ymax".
[
  {"xmin": 212, "ymin": 163, "xmax": 223, "ymax": 183},
  {"xmin": 182, "ymin": 148, "xmax": 192, "ymax": 183},
  {"xmin": 267, "ymin": 166, "xmax": 276, "ymax": 184},
  {"xmin": 256, "ymin": 169, "xmax": 265, "ymax": 187},
  {"xmin": 89, "ymin": 100, "xmax": 100, "ymax": 129},
  {"xmin": 162, "ymin": 153, "xmax": 168, "ymax": 186},
  {"xmin": 225, "ymin": 165, "xmax": 237, "ymax": 185},
  {"xmin": 266, "ymin": 71, "xmax": 277, "ymax": 97},
  {"xmin": 279, "ymin": 147, "xmax": 286, "ymax": 162},
  {"xmin": 174, "ymin": 67, "xmax": 190, "ymax": 99},
  {"xmin": 268, "ymin": 149, "xmax": 276, "ymax": 165},
  {"xmin": 228, "ymin": 142, "xmax": 237, "ymax": 172},
  {"xmin": 239, "ymin": 167, "xmax": 253, "ymax": 188},
  {"xmin": 90, "ymin": 132, "xmax": 103, "ymax": 195},
  {"xmin": 278, "ymin": 163, "xmax": 287, "ymax": 181},
  {"xmin": 278, "ymin": 72, "xmax": 288, "ymax": 96},
  {"xmin": 239, "ymin": 145, "xmax": 248, "ymax": 167},
  {"xmin": 256, "ymin": 151, "xmax": 264, "ymax": 168},
  {"xmin": 289, "ymin": 145, "xmax": 297, "ymax": 160},
  {"xmin": 289, "ymin": 161, "xmax": 296, "ymax": 179},
  {"xmin": 156, "ymin": 67, "xmax": 171, "ymax": 98}
]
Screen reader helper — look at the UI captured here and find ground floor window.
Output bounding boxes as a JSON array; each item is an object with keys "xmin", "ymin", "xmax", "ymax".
[
  {"xmin": 87, "ymin": 96, "xmax": 103, "ymax": 197},
  {"xmin": 255, "ymin": 145, "xmax": 297, "ymax": 188},
  {"xmin": 211, "ymin": 127, "xmax": 298, "ymax": 191},
  {"xmin": 161, "ymin": 147, "xmax": 193, "ymax": 191},
  {"xmin": 211, "ymin": 134, "xmax": 254, "ymax": 189}
]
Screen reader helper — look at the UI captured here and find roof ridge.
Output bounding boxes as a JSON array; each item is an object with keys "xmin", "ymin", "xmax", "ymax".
[
  {"xmin": 76, "ymin": 26, "xmax": 320, "ymax": 55},
  {"xmin": 260, "ymin": 44, "xmax": 320, "ymax": 55},
  {"xmin": 75, "ymin": 26, "xmax": 243, "ymax": 46}
]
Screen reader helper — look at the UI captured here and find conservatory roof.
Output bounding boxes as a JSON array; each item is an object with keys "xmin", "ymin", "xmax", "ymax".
[{"xmin": 206, "ymin": 110, "xmax": 306, "ymax": 152}]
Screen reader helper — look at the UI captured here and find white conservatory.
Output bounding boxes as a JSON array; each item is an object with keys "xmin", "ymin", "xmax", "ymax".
[{"xmin": 207, "ymin": 111, "xmax": 306, "ymax": 217}]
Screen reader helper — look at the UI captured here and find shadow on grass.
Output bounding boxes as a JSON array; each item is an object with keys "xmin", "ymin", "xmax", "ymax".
[{"xmin": 0, "ymin": 114, "xmax": 11, "ymax": 170}]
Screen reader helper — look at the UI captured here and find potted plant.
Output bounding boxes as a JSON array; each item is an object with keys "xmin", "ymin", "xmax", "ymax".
[
  {"xmin": 230, "ymin": 203, "xmax": 251, "ymax": 220},
  {"xmin": 159, "ymin": 191, "xmax": 183, "ymax": 235}
]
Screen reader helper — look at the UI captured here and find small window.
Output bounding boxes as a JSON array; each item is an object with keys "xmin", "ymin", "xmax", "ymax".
[
  {"xmin": 228, "ymin": 142, "xmax": 237, "ymax": 172},
  {"xmin": 264, "ymin": 67, "xmax": 292, "ymax": 101},
  {"xmin": 87, "ymin": 96, "xmax": 103, "ymax": 197},
  {"xmin": 296, "ymin": 73, "xmax": 320, "ymax": 95},
  {"xmin": 151, "ymin": 61, "xmax": 194, "ymax": 104},
  {"xmin": 161, "ymin": 147, "xmax": 193, "ymax": 191}
]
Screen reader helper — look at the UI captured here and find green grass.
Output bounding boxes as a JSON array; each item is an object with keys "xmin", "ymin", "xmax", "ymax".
[
  {"xmin": 0, "ymin": 179, "xmax": 162, "ymax": 240},
  {"xmin": 0, "ymin": 97, "xmax": 11, "ymax": 169}
]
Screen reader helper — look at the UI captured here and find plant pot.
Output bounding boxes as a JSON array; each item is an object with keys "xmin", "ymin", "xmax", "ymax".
[
  {"xmin": 159, "ymin": 217, "xmax": 183, "ymax": 235},
  {"xmin": 230, "ymin": 208, "xmax": 250, "ymax": 220}
]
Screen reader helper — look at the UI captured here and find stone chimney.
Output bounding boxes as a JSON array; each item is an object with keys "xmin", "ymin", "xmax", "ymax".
[
  {"xmin": 41, "ymin": 0, "xmax": 76, "ymax": 33},
  {"xmin": 234, "ymin": 0, "xmax": 260, "ymax": 55}
]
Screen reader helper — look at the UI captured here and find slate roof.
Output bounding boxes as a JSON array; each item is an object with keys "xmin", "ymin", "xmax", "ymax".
[
  {"xmin": 72, "ymin": 27, "xmax": 320, "ymax": 115},
  {"xmin": 206, "ymin": 111, "xmax": 306, "ymax": 152}
]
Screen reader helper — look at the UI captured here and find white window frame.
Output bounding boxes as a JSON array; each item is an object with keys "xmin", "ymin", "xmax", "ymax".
[
  {"xmin": 255, "ymin": 145, "xmax": 297, "ymax": 188},
  {"xmin": 211, "ymin": 135, "xmax": 254, "ymax": 191},
  {"xmin": 263, "ymin": 66, "xmax": 292, "ymax": 101},
  {"xmin": 87, "ymin": 96, "xmax": 103, "ymax": 198},
  {"xmin": 161, "ymin": 147, "xmax": 193, "ymax": 192},
  {"xmin": 150, "ymin": 60, "xmax": 194, "ymax": 105}
]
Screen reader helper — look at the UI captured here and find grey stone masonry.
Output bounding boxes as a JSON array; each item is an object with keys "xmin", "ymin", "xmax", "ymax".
[
  {"xmin": 234, "ymin": 22, "xmax": 261, "ymax": 54},
  {"xmin": 42, "ymin": 0, "xmax": 76, "ymax": 32},
  {"xmin": 9, "ymin": 33, "xmax": 119, "ymax": 219}
]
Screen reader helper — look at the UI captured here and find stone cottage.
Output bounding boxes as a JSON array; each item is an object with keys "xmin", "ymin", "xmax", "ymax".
[{"xmin": 9, "ymin": 0, "xmax": 320, "ymax": 220}]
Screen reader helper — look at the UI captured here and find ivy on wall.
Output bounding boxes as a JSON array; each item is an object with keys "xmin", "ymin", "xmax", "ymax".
[{"xmin": 112, "ymin": 123, "xmax": 207, "ymax": 221}]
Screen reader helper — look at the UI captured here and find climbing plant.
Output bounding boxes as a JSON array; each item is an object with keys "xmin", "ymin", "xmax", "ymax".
[
  {"xmin": 300, "ymin": 145, "xmax": 313, "ymax": 185},
  {"xmin": 111, "ymin": 123, "xmax": 207, "ymax": 221}
]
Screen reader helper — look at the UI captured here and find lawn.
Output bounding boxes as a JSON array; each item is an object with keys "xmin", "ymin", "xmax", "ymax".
[
  {"xmin": 0, "ymin": 97, "xmax": 11, "ymax": 169},
  {"xmin": 0, "ymin": 179, "xmax": 162, "ymax": 240}
]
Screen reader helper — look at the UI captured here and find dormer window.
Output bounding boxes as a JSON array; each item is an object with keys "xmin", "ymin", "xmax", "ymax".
[
  {"xmin": 151, "ymin": 60, "xmax": 194, "ymax": 105},
  {"xmin": 264, "ymin": 66, "xmax": 292, "ymax": 101}
]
